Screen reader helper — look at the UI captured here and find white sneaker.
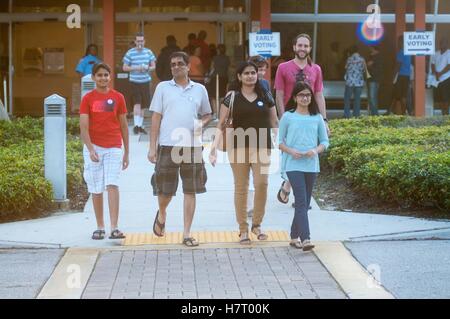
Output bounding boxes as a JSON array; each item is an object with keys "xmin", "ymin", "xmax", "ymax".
[{"xmin": 302, "ymin": 239, "xmax": 315, "ymax": 251}]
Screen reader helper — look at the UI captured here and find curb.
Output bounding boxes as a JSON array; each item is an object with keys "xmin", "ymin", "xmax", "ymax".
[
  {"xmin": 37, "ymin": 248, "xmax": 99, "ymax": 299},
  {"xmin": 313, "ymin": 241, "xmax": 395, "ymax": 299}
]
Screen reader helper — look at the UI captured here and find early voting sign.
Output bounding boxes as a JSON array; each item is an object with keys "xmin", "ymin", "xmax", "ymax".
[
  {"xmin": 404, "ymin": 31, "xmax": 435, "ymax": 55},
  {"xmin": 249, "ymin": 31, "xmax": 280, "ymax": 57}
]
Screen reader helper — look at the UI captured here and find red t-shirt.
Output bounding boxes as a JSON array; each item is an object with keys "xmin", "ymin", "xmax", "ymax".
[
  {"xmin": 274, "ymin": 60, "xmax": 324, "ymax": 106},
  {"xmin": 79, "ymin": 89, "xmax": 127, "ymax": 148}
]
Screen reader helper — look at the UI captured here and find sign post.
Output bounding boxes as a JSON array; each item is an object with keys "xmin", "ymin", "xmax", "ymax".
[
  {"xmin": 404, "ymin": 31, "xmax": 435, "ymax": 56},
  {"xmin": 249, "ymin": 30, "xmax": 280, "ymax": 58}
]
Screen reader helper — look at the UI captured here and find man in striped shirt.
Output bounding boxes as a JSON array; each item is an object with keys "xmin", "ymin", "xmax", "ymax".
[{"xmin": 122, "ymin": 32, "xmax": 156, "ymax": 135}]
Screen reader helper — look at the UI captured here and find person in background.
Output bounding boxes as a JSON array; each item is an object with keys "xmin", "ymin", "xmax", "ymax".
[
  {"xmin": 343, "ymin": 45, "xmax": 366, "ymax": 118},
  {"xmin": 209, "ymin": 43, "xmax": 217, "ymax": 61},
  {"xmin": 207, "ymin": 44, "xmax": 230, "ymax": 119},
  {"xmin": 389, "ymin": 36, "xmax": 412, "ymax": 115},
  {"xmin": 193, "ymin": 30, "xmax": 211, "ymax": 70},
  {"xmin": 366, "ymin": 45, "xmax": 383, "ymax": 116},
  {"xmin": 183, "ymin": 33, "xmax": 197, "ymax": 56},
  {"xmin": 122, "ymin": 32, "xmax": 156, "ymax": 135},
  {"xmin": 189, "ymin": 46, "xmax": 205, "ymax": 84},
  {"xmin": 431, "ymin": 38, "xmax": 450, "ymax": 115},
  {"xmin": 156, "ymin": 35, "xmax": 181, "ymax": 81},
  {"xmin": 76, "ymin": 44, "xmax": 101, "ymax": 77},
  {"xmin": 249, "ymin": 55, "xmax": 270, "ymax": 92}
]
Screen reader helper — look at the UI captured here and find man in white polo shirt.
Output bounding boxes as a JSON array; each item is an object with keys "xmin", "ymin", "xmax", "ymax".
[
  {"xmin": 431, "ymin": 38, "xmax": 450, "ymax": 115},
  {"xmin": 148, "ymin": 51, "xmax": 212, "ymax": 247}
]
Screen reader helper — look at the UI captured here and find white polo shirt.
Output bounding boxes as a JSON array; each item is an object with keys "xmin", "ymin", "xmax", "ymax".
[
  {"xmin": 431, "ymin": 49, "xmax": 450, "ymax": 83},
  {"xmin": 150, "ymin": 79, "xmax": 212, "ymax": 147}
]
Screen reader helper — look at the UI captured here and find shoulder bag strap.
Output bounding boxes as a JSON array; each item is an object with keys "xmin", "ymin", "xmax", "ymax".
[{"xmin": 227, "ymin": 90, "xmax": 235, "ymax": 125}]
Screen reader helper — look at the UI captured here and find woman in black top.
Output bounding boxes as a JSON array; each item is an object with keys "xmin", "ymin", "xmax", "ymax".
[{"xmin": 210, "ymin": 61, "xmax": 278, "ymax": 244}]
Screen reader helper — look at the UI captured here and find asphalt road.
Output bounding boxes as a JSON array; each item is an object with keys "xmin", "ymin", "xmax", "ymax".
[
  {"xmin": 0, "ymin": 249, "xmax": 64, "ymax": 299},
  {"xmin": 345, "ymin": 229, "xmax": 450, "ymax": 299}
]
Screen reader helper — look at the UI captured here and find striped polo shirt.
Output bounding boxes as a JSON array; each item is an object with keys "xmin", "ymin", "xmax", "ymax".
[{"xmin": 122, "ymin": 47, "xmax": 156, "ymax": 83}]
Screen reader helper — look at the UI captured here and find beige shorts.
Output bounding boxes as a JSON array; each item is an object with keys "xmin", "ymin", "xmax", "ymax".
[{"xmin": 83, "ymin": 144, "xmax": 123, "ymax": 194}]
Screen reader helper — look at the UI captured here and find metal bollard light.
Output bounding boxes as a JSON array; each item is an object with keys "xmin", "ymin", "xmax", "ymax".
[
  {"xmin": 81, "ymin": 74, "xmax": 96, "ymax": 99},
  {"xmin": 44, "ymin": 94, "xmax": 68, "ymax": 203}
]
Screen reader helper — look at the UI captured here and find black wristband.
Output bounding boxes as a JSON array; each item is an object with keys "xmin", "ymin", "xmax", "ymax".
[{"xmin": 323, "ymin": 118, "xmax": 328, "ymax": 123}]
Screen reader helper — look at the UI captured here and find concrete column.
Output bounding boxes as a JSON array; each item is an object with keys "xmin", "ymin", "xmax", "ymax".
[
  {"xmin": 395, "ymin": 0, "xmax": 406, "ymax": 49},
  {"xmin": 414, "ymin": 0, "xmax": 426, "ymax": 117},
  {"xmin": 251, "ymin": 0, "xmax": 272, "ymax": 83},
  {"xmin": 103, "ymin": 0, "xmax": 115, "ymax": 88}
]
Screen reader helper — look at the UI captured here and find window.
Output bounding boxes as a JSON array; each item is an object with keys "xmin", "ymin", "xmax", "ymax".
[
  {"xmin": 319, "ymin": 0, "xmax": 374, "ymax": 14},
  {"xmin": 141, "ymin": 0, "xmax": 219, "ymax": 13},
  {"xmin": 378, "ymin": 0, "xmax": 437, "ymax": 14},
  {"xmin": 114, "ymin": 0, "xmax": 139, "ymax": 13},
  {"xmin": 13, "ymin": 0, "xmax": 90, "ymax": 13},
  {"xmin": 0, "ymin": 1, "xmax": 9, "ymax": 12},
  {"xmin": 272, "ymin": 0, "xmax": 315, "ymax": 13},
  {"xmin": 224, "ymin": 0, "xmax": 246, "ymax": 13}
]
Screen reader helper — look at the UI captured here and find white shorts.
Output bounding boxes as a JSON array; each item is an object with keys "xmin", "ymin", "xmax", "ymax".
[{"xmin": 83, "ymin": 144, "xmax": 123, "ymax": 194}]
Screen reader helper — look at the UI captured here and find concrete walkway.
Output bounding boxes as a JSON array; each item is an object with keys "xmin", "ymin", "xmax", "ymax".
[{"xmin": 1, "ymin": 122, "xmax": 449, "ymax": 299}]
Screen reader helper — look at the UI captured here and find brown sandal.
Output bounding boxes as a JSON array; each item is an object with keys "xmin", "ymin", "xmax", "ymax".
[
  {"xmin": 182, "ymin": 237, "xmax": 199, "ymax": 247},
  {"xmin": 251, "ymin": 225, "xmax": 268, "ymax": 241},
  {"xmin": 153, "ymin": 210, "xmax": 165, "ymax": 237},
  {"xmin": 239, "ymin": 232, "xmax": 251, "ymax": 245}
]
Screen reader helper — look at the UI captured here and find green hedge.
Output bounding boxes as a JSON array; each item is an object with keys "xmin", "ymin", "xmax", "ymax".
[
  {"xmin": 324, "ymin": 116, "xmax": 450, "ymax": 212},
  {"xmin": 0, "ymin": 116, "xmax": 80, "ymax": 147},
  {"xmin": 0, "ymin": 117, "xmax": 83, "ymax": 218}
]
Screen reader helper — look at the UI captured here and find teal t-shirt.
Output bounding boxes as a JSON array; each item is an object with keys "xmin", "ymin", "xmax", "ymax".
[
  {"xmin": 76, "ymin": 54, "xmax": 101, "ymax": 76},
  {"xmin": 278, "ymin": 111, "xmax": 329, "ymax": 176}
]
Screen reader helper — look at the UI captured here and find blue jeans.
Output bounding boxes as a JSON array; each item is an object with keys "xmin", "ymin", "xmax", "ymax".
[
  {"xmin": 286, "ymin": 171, "xmax": 317, "ymax": 241},
  {"xmin": 367, "ymin": 81, "xmax": 379, "ymax": 115},
  {"xmin": 344, "ymin": 86, "xmax": 363, "ymax": 118}
]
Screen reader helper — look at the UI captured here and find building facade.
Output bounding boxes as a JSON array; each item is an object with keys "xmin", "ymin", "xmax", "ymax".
[{"xmin": 0, "ymin": 0, "xmax": 449, "ymax": 116}]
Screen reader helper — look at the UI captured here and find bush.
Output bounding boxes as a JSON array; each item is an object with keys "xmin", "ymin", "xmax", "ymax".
[
  {"xmin": 0, "ymin": 125, "xmax": 84, "ymax": 218},
  {"xmin": 0, "ymin": 116, "xmax": 80, "ymax": 147},
  {"xmin": 344, "ymin": 145, "xmax": 450, "ymax": 210},
  {"xmin": 0, "ymin": 142, "xmax": 53, "ymax": 216},
  {"xmin": 0, "ymin": 117, "xmax": 44, "ymax": 147},
  {"xmin": 324, "ymin": 125, "xmax": 450, "ymax": 170},
  {"xmin": 323, "ymin": 115, "xmax": 450, "ymax": 212}
]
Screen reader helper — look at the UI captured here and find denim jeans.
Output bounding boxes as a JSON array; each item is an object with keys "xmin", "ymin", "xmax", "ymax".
[
  {"xmin": 344, "ymin": 86, "xmax": 363, "ymax": 118},
  {"xmin": 286, "ymin": 171, "xmax": 317, "ymax": 242},
  {"xmin": 367, "ymin": 81, "xmax": 379, "ymax": 115}
]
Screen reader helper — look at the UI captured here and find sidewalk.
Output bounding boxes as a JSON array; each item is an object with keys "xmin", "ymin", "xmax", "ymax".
[{"xmin": 1, "ymin": 122, "xmax": 450, "ymax": 299}]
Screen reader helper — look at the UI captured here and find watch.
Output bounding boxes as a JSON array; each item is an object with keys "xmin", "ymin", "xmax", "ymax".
[{"xmin": 323, "ymin": 118, "xmax": 328, "ymax": 123}]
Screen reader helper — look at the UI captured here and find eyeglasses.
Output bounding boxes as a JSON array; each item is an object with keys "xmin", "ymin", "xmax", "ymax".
[
  {"xmin": 170, "ymin": 62, "xmax": 187, "ymax": 68},
  {"xmin": 296, "ymin": 93, "xmax": 312, "ymax": 99}
]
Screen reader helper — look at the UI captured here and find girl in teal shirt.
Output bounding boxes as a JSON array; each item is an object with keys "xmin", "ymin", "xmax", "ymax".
[{"xmin": 278, "ymin": 82, "xmax": 329, "ymax": 251}]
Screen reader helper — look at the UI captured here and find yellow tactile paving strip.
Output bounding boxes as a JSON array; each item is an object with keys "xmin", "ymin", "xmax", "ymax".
[{"xmin": 122, "ymin": 231, "xmax": 290, "ymax": 246}]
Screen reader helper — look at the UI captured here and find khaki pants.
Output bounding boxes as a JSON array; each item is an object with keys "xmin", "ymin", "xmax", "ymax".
[{"xmin": 228, "ymin": 148, "xmax": 271, "ymax": 234}]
